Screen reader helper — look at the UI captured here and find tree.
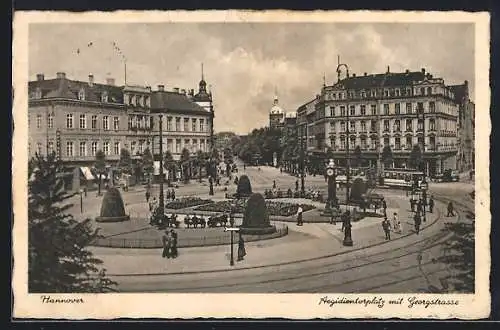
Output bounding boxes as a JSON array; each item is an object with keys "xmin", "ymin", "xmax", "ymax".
[
  {"xmin": 236, "ymin": 174, "xmax": 252, "ymax": 197},
  {"xmin": 94, "ymin": 150, "xmax": 106, "ymax": 196},
  {"xmin": 408, "ymin": 144, "xmax": 423, "ymax": 170},
  {"xmin": 163, "ymin": 150, "xmax": 176, "ymax": 185},
  {"xmin": 381, "ymin": 145, "xmax": 393, "ymax": 168},
  {"xmin": 180, "ymin": 148, "xmax": 191, "ymax": 183},
  {"xmin": 142, "ymin": 148, "xmax": 154, "ymax": 185},
  {"xmin": 195, "ymin": 150, "xmax": 206, "ymax": 183},
  {"xmin": 28, "ymin": 153, "xmax": 117, "ymax": 293},
  {"xmin": 353, "ymin": 145, "xmax": 362, "ymax": 168},
  {"xmin": 118, "ymin": 148, "xmax": 132, "ymax": 174}
]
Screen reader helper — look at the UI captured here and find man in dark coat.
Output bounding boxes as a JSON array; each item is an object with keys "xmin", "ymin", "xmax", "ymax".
[
  {"xmin": 428, "ymin": 196, "xmax": 434, "ymax": 213},
  {"xmin": 171, "ymin": 189, "xmax": 176, "ymax": 201},
  {"xmin": 295, "ymin": 180, "xmax": 299, "ymax": 191},
  {"xmin": 382, "ymin": 217, "xmax": 391, "ymax": 240},
  {"xmin": 145, "ymin": 190, "xmax": 151, "ymax": 203},
  {"xmin": 237, "ymin": 232, "xmax": 246, "ymax": 261},
  {"xmin": 447, "ymin": 201, "xmax": 455, "ymax": 217},
  {"xmin": 414, "ymin": 213, "xmax": 421, "ymax": 234},
  {"xmin": 162, "ymin": 230, "xmax": 172, "ymax": 258},
  {"xmin": 170, "ymin": 229, "xmax": 178, "ymax": 258},
  {"xmin": 382, "ymin": 198, "xmax": 387, "ymax": 216}
]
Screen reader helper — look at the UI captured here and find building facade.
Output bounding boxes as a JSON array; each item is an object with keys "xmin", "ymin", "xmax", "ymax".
[
  {"xmin": 28, "ymin": 72, "xmax": 213, "ymax": 168},
  {"xmin": 300, "ymin": 67, "xmax": 462, "ymax": 176},
  {"xmin": 450, "ymin": 81, "xmax": 475, "ymax": 172}
]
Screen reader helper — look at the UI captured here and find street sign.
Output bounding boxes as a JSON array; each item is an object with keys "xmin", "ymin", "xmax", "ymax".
[{"xmin": 224, "ymin": 227, "xmax": 240, "ymax": 232}]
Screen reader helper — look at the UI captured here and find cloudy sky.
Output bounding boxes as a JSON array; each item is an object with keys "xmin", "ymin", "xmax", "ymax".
[{"xmin": 29, "ymin": 23, "xmax": 474, "ymax": 134}]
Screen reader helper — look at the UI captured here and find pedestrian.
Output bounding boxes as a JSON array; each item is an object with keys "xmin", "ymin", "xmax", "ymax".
[
  {"xmin": 447, "ymin": 201, "xmax": 455, "ymax": 217},
  {"xmin": 392, "ymin": 212, "xmax": 399, "ymax": 231},
  {"xmin": 296, "ymin": 205, "xmax": 304, "ymax": 226},
  {"xmin": 162, "ymin": 230, "xmax": 172, "ymax": 258},
  {"xmin": 414, "ymin": 212, "xmax": 421, "ymax": 234},
  {"xmin": 166, "ymin": 189, "xmax": 171, "ymax": 200},
  {"xmin": 243, "ymin": 164, "xmax": 246, "ymax": 170},
  {"xmin": 145, "ymin": 190, "xmax": 151, "ymax": 203},
  {"xmin": 342, "ymin": 211, "xmax": 350, "ymax": 232},
  {"xmin": 469, "ymin": 170, "xmax": 473, "ymax": 181},
  {"xmin": 417, "ymin": 200, "xmax": 423, "ymax": 215},
  {"xmin": 410, "ymin": 198, "xmax": 415, "ymax": 213},
  {"xmin": 171, "ymin": 189, "xmax": 176, "ymax": 201},
  {"xmin": 382, "ymin": 217, "xmax": 391, "ymax": 240},
  {"xmin": 382, "ymin": 198, "xmax": 387, "ymax": 216},
  {"xmin": 428, "ymin": 196, "xmax": 434, "ymax": 213},
  {"xmin": 280, "ymin": 167, "xmax": 283, "ymax": 174},
  {"xmin": 237, "ymin": 232, "xmax": 246, "ymax": 261},
  {"xmin": 295, "ymin": 180, "xmax": 299, "ymax": 191},
  {"xmin": 395, "ymin": 220, "xmax": 403, "ymax": 234},
  {"xmin": 170, "ymin": 229, "xmax": 178, "ymax": 258},
  {"xmin": 273, "ymin": 180, "xmax": 276, "ymax": 189}
]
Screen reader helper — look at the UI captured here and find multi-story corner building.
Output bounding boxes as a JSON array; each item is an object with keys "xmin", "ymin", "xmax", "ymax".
[
  {"xmin": 309, "ymin": 67, "xmax": 461, "ymax": 176},
  {"xmin": 450, "ymin": 81, "xmax": 475, "ymax": 172},
  {"xmin": 28, "ymin": 71, "xmax": 214, "ymax": 188}
]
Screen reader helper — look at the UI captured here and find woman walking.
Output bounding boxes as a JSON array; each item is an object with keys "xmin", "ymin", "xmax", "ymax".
[
  {"xmin": 162, "ymin": 230, "xmax": 172, "ymax": 258},
  {"xmin": 237, "ymin": 232, "xmax": 246, "ymax": 261}
]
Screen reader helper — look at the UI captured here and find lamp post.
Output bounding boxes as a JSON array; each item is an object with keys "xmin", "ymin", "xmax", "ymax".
[
  {"xmin": 418, "ymin": 105, "xmax": 427, "ymax": 222},
  {"xmin": 345, "ymin": 93, "xmax": 351, "ymax": 212},
  {"xmin": 79, "ymin": 188, "xmax": 84, "ymax": 213},
  {"xmin": 158, "ymin": 114, "xmax": 165, "ymax": 215},
  {"xmin": 224, "ymin": 211, "xmax": 239, "ymax": 266},
  {"xmin": 300, "ymin": 140, "xmax": 306, "ymax": 196}
]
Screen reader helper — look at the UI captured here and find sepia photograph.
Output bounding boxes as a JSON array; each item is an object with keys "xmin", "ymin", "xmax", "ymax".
[{"xmin": 12, "ymin": 10, "xmax": 490, "ymax": 319}]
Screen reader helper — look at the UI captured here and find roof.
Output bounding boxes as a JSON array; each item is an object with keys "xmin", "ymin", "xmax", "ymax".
[
  {"xmin": 29, "ymin": 78, "xmax": 124, "ymax": 103},
  {"xmin": 193, "ymin": 91, "xmax": 211, "ymax": 102},
  {"xmin": 151, "ymin": 91, "xmax": 209, "ymax": 113},
  {"xmin": 333, "ymin": 71, "xmax": 428, "ymax": 89},
  {"xmin": 449, "ymin": 84, "xmax": 467, "ymax": 104}
]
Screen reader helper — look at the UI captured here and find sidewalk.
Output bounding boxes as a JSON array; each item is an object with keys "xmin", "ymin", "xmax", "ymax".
[{"xmin": 92, "ymin": 193, "xmax": 444, "ymax": 276}]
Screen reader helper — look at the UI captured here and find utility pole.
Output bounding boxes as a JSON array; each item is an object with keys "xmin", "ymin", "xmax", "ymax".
[{"xmin": 159, "ymin": 114, "xmax": 165, "ymax": 215}]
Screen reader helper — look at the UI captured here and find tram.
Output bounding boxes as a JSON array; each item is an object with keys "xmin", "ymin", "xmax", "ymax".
[
  {"xmin": 382, "ymin": 168, "xmax": 425, "ymax": 189},
  {"xmin": 335, "ymin": 167, "xmax": 369, "ymax": 184}
]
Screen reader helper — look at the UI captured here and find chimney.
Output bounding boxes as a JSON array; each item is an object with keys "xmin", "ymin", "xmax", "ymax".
[
  {"xmin": 405, "ymin": 69, "xmax": 410, "ymax": 74},
  {"xmin": 157, "ymin": 85, "xmax": 165, "ymax": 92},
  {"xmin": 173, "ymin": 87, "xmax": 180, "ymax": 93},
  {"xmin": 364, "ymin": 72, "xmax": 367, "ymax": 76},
  {"xmin": 106, "ymin": 78, "xmax": 115, "ymax": 86},
  {"xmin": 36, "ymin": 73, "xmax": 44, "ymax": 81},
  {"xmin": 386, "ymin": 66, "xmax": 390, "ymax": 73},
  {"xmin": 464, "ymin": 80, "xmax": 468, "ymax": 85},
  {"xmin": 88, "ymin": 74, "xmax": 94, "ymax": 87},
  {"xmin": 56, "ymin": 72, "xmax": 66, "ymax": 79},
  {"xmin": 421, "ymin": 68, "xmax": 426, "ymax": 74},
  {"xmin": 352, "ymin": 73, "xmax": 356, "ymax": 77},
  {"xmin": 181, "ymin": 89, "xmax": 186, "ymax": 95},
  {"xmin": 190, "ymin": 89, "xmax": 195, "ymax": 96}
]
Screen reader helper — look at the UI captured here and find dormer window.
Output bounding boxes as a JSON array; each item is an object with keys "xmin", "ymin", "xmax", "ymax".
[
  {"xmin": 101, "ymin": 91, "xmax": 108, "ymax": 103},
  {"xmin": 35, "ymin": 87, "xmax": 42, "ymax": 99},
  {"xmin": 78, "ymin": 88, "xmax": 85, "ymax": 101}
]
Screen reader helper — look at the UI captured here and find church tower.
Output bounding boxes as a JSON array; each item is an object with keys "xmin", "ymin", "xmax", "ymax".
[
  {"xmin": 193, "ymin": 63, "xmax": 215, "ymax": 149},
  {"xmin": 269, "ymin": 88, "xmax": 285, "ymax": 129}
]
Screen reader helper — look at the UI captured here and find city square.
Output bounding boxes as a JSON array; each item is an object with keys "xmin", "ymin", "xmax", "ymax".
[{"xmin": 25, "ymin": 21, "xmax": 477, "ymax": 295}]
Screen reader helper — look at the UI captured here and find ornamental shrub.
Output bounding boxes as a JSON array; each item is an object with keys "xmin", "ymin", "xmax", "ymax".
[
  {"xmin": 349, "ymin": 178, "xmax": 367, "ymax": 203},
  {"xmin": 236, "ymin": 175, "xmax": 252, "ymax": 197},
  {"xmin": 242, "ymin": 193, "xmax": 270, "ymax": 228},
  {"xmin": 96, "ymin": 187, "xmax": 129, "ymax": 222}
]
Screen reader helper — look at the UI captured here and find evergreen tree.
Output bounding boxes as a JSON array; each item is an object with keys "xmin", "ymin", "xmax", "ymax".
[
  {"xmin": 142, "ymin": 148, "xmax": 154, "ymax": 185},
  {"xmin": 381, "ymin": 145, "xmax": 394, "ymax": 168},
  {"xmin": 118, "ymin": 148, "xmax": 132, "ymax": 174},
  {"xmin": 180, "ymin": 148, "xmax": 191, "ymax": 183},
  {"xmin": 28, "ymin": 153, "xmax": 116, "ymax": 293},
  {"xmin": 408, "ymin": 144, "xmax": 423, "ymax": 170},
  {"xmin": 94, "ymin": 150, "xmax": 106, "ymax": 195},
  {"xmin": 195, "ymin": 150, "xmax": 206, "ymax": 183}
]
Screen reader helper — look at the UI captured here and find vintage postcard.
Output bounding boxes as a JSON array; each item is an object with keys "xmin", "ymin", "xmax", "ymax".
[{"xmin": 12, "ymin": 10, "xmax": 490, "ymax": 319}]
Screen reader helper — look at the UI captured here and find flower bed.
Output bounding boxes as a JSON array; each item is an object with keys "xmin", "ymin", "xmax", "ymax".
[
  {"xmin": 165, "ymin": 197, "xmax": 213, "ymax": 210},
  {"xmin": 195, "ymin": 200, "xmax": 315, "ymax": 217}
]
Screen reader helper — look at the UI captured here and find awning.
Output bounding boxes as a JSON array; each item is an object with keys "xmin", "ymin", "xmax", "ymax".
[{"xmin": 80, "ymin": 167, "xmax": 95, "ymax": 180}]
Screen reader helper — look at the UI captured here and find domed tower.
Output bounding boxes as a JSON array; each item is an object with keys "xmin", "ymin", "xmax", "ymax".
[
  {"xmin": 193, "ymin": 63, "xmax": 215, "ymax": 149},
  {"xmin": 269, "ymin": 89, "xmax": 285, "ymax": 129}
]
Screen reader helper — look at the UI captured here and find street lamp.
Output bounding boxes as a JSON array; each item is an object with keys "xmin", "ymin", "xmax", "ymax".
[
  {"xmin": 158, "ymin": 114, "xmax": 165, "ymax": 216},
  {"xmin": 224, "ymin": 210, "xmax": 240, "ymax": 266},
  {"xmin": 79, "ymin": 188, "xmax": 84, "ymax": 213},
  {"xmin": 300, "ymin": 141, "xmax": 306, "ymax": 196}
]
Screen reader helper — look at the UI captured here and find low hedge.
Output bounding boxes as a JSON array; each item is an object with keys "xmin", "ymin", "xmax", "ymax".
[{"xmin": 165, "ymin": 197, "xmax": 213, "ymax": 210}]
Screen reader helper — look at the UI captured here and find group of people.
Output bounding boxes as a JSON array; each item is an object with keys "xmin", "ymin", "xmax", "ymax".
[
  {"xmin": 146, "ymin": 189, "xmax": 177, "ymax": 213},
  {"xmin": 381, "ymin": 212, "xmax": 403, "ymax": 240},
  {"xmin": 161, "ymin": 229, "xmax": 178, "ymax": 259}
]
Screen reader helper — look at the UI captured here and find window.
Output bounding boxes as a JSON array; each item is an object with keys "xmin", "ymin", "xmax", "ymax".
[
  {"xmin": 78, "ymin": 88, "xmax": 85, "ymax": 101},
  {"xmin": 340, "ymin": 106, "xmax": 346, "ymax": 116},
  {"xmin": 349, "ymin": 105, "xmax": 355, "ymax": 116},
  {"xmin": 79, "ymin": 141, "xmax": 86, "ymax": 157},
  {"xmin": 200, "ymin": 140, "xmax": 205, "ymax": 152},
  {"xmin": 113, "ymin": 117, "xmax": 119, "ymax": 130},
  {"xmin": 394, "ymin": 120, "xmax": 401, "ymax": 132},
  {"xmin": 384, "ymin": 90, "xmax": 389, "ymax": 97},
  {"xmin": 167, "ymin": 139, "xmax": 173, "ymax": 152},
  {"xmin": 395, "ymin": 137, "xmax": 401, "ymax": 150},
  {"xmin": 130, "ymin": 141, "xmax": 136, "ymax": 155},
  {"xmin": 429, "ymin": 119, "xmax": 436, "ymax": 131},
  {"xmin": 361, "ymin": 137, "xmax": 367, "ymax": 149},
  {"xmin": 37, "ymin": 142, "xmax": 43, "ymax": 155},
  {"xmin": 350, "ymin": 121, "xmax": 356, "ymax": 132},
  {"xmin": 406, "ymin": 136, "xmax": 412, "ymax": 149},
  {"xmin": 144, "ymin": 96, "xmax": 150, "ymax": 107},
  {"xmin": 370, "ymin": 120, "xmax": 377, "ymax": 132},
  {"xmin": 417, "ymin": 119, "xmax": 424, "ymax": 131},
  {"xmin": 361, "ymin": 91, "xmax": 366, "ymax": 98},
  {"xmin": 417, "ymin": 102, "xmax": 424, "ymax": 114},
  {"xmin": 91, "ymin": 141, "xmax": 98, "ymax": 156},
  {"xmin": 429, "ymin": 136, "xmax": 436, "ymax": 150},
  {"xmin": 199, "ymin": 119, "xmax": 204, "ymax": 132},
  {"xmin": 429, "ymin": 101, "xmax": 436, "ymax": 113},
  {"xmin": 47, "ymin": 113, "xmax": 54, "ymax": 128},
  {"xmin": 427, "ymin": 87, "xmax": 432, "ymax": 95},
  {"xmin": 103, "ymin": 116, "xmax": 109, "ymax": 130},
  {"xmin": 35, "ymin": 114, "xmax": 42, "ymax": 129},
  {"xmin": 66, "ymin": 114, "xmax": 74, "ymax": 129},
  {"xmin": 395, "ymin": 103, "xmax": 400, "ymax": 115},
  {"xmin": 406, "ymin": 119, "xmax": 413, "ymax": 131},
  {"xmin": 360, "ymin": 105, "xmax": 366, "ymax": 116},
  {"xmin": 79, "ymin": 114, "xmax": 86, "ymax": 129},
  {"xmin": 383, "ymin": 137, "xmax": 390, "ymax": 146},
  {"xmin": 92, "ymin": 115, "xmax": 98, "ymax": 129},
  {"xmin": 192, "ymin": 119, "xmax": 197, "ymax": 132},
  {"xmin": 395, "ymin": 89, "xmax": 400, "ymax": 97},
  {"xmin": 103, "ymin": 141, "xmax": 110, "ymax": 155},
  {"xmin": 330, "ymin": 106, "xmax": 335, "ymax": 117},
  {"xmin": 128, "ymin": 116, "xmax": 133, "ymax": 129},
  {"xmin": 175, "ymin": 118, "xmax": 181, "ymax": 131},
  {"xmin": 420, "ymin": 87, "xmax": 425, "ymax": 95},
  {"xmin": 383, "ymin": 120, "xmax": 390, "ymax": 132},
  {"xmin": 175, "ymin": 139, "xmax": 181, "ymax": 153},
  {"xmin": 66, "ymin": 141, "xmax": 74, "ymax": 157},
  {"xmin": 48, "ymin": 141, "xmax": 54, "ymax": 155},
  {"xmin": 340, "ymin": 137, "xmax": 346, "ymax": 150},
  {"xmin": 185, "ymin": 139, "xmax": 190, "ymax": 151},
  {"xmin": 184, "ymin": 118, "xmax": 189, "ymax": 131},
  {"xmin": 340, "ymin": 121, "xmax": 346, "ymax": 132},
  {"xmin": 114, "ymin": 142, "xmax": 120, "ymax": 155},
  {"xmin": 361, "ymin": 121, "xmax": 367, "ymax": 132},
  {"xmin": 330, "ymin": 122, "xmax": 335, "ymax": 130},
  {"xmin": 138, "ymin": 141, "xmax": 144, "ymax": 154},
  {"xmin": 101, "ymin": 92, "xmax": 108, "ymax": 103},
  {"xmin": 383, "ymin": 104, "xmax": 389, "ymax": 115},
  {"xmin": 167, "ymin": 117, "xmax": 173, "ymax": 131},
  {"xmin": 370, "ymin": 138, "xmax": 377, "ymax": 150},
  {"xmin": 406, "ymin": 103, "xmax": 412, "ymax": 114},
  {"xmin": 371, "ymin": 104, "xmax": 377, "ymax": 115},
  {"xmin": 350, "ymin": 136, "xmax": 356, "ymax": 149},
  {"xmin": 418, "ymin": 137, "xmax": 424, "ymax": 149},
  {"xmin": 192, "ymin": 139, "xmax": 198, "ymax": 151}
]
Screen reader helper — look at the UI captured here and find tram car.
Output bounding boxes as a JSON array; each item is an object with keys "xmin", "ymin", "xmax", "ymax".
[
  {"xmin": 382, "ymin": 168, "xmax": 425, "ymax": 189},
  {"xmin": 335, "ymin": 167, "xmax": 369, "ymax": 184}
]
